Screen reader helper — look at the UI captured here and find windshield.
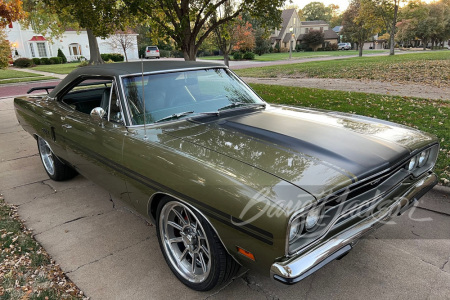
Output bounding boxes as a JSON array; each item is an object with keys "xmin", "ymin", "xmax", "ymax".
[{"xmin": 122, "ymin": 68, "xmax": 264, "ymax": 125}]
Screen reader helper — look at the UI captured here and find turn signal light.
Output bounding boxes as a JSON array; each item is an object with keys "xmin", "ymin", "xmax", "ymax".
[{"xmin": 237, "ymin": 247, "xmax": 255, "ymax": 261}]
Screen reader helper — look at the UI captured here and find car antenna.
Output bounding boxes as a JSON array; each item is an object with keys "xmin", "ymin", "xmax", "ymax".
[{"xmin": 141, "ymin": 55, "xmax": 148, "ymax": 140}]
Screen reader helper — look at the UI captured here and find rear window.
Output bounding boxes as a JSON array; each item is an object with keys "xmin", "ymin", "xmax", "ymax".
[{"xmin": 147, "ymin": 46, "xmax": 158, "ymax": 50}]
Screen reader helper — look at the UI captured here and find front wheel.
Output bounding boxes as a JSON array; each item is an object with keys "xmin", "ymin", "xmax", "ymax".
[
  {"xmin": 37, "ymin": 136, "xmax": 77, "ymax": 181},
  {"xmin": 156, "ymin": 198, "xmax": 239, "ymax": 291}
]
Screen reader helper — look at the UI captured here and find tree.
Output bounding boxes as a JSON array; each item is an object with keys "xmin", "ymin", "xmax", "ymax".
[
  {"xmin": 363, "ymin": 0, "xmax": 404, "ymax": 55},
  {"xmin": 302, "ymin": 29, "xmax": 324, "ymax": 51},
  {"xmin": 126, "ymin": 0, "xmax": 284, "ymax": 61},
  {"xmin": 44, "ymin": 0, "xmax": 137, "ymax": 64},
  {"xmin": 232, "ymin": 16, "xmax": 255, "ymax": 53},
  {"xmin": 342, "ymin": 0, "xmax": 382, "ymax": 56},
  {"xmin": 103, "ymin": 30, "xmax": 136, "ymax": 62},
  {"xmin": 302, "ymin": 2, "xmax": 330, "ymax": 22},
  {"xmin": 0, "ymin": 28, "xmax": 10, "ymax": 68},
  {"xmin": 0, "ymin": 0, "xmax": 27, "ymax": 27},
  {"xmin": 254, "ymin": 27, "xmax": 270, "ymax": 55}
]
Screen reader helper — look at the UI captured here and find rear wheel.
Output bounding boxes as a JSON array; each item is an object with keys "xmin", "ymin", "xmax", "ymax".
[
  {"xmin": 156, "ymin": 198, "xmax": 239, "ymax": 291},
  {"xmin": 37, "ymin": 136, "xmax": 77, "ymax": 181}
]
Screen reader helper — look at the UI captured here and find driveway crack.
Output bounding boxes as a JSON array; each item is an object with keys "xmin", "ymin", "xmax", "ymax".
[
  {"xmin": 66, "ymin": 236, "xmax": 151, "ymax": 274},
  {"xmin": 240, "ymin": 273, "xmax": 279, "ymax": 300}
]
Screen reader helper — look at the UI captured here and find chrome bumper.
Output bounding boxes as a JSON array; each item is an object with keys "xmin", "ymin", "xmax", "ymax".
[{"xmin": 270, "ymin": 172, "xmax": 438, "ymax": 284}]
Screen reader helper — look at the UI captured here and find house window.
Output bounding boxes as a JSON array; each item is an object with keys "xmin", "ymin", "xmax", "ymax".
[
  {"xmin": 29, "ymin": 44, "xmax": 35, "ymax": 58},
  {"xmin": 293, "ymin": 18, "xmax": 296, "ymax": 25},
  {"xmin": 305, "ymin": 28, "xmax": 309, "ymax": 33},
  {"xmin": 36, "ymin": 42, "xmax": 47, "ymax": 57},
  {"xmin": 320, "ymin": 27, "xmax": 323, "ymax": 32}
]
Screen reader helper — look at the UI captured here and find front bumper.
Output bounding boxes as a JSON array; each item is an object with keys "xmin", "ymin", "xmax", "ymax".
[{"xmin": 270, "ymin": 172, "xmax": 437, "ymax": 284}]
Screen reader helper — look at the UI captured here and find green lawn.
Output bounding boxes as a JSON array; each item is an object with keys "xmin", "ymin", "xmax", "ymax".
[
  {"xmin": 0, "ymin": 69, "xmax": 43, "ymax": 80},
  {"xmin": 249, "ymin": 83, "xmax": 450, "ymax": 185},
  {"xmin": 236, "ymin": 51, "xmax": 450, "ymax": 87},
  {"xmin": 32, "ymin": 62, "xmax": 80, "ymax": 74},
  {"xmin": 0, "ymin": 76, "xmax": 57, "ymax": 85},
  {"xmin": 201, "ymin": 50, "xmax": 389, "ymax": 62}
]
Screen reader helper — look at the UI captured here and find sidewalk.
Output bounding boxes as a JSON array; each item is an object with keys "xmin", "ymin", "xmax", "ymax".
[{"xmin": 1, "ymin": 95, "xmax": 450, "ymax": 299}]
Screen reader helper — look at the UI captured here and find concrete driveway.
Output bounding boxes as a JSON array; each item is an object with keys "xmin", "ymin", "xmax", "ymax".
[{"xmin": 1, "ymin": 97, "xmax": 449, "ymax": 299}]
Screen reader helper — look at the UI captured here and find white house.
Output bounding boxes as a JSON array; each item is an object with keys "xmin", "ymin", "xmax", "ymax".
[{"xmin": 6, "ymin": 22, "xmax": 139, "ymax": 61}]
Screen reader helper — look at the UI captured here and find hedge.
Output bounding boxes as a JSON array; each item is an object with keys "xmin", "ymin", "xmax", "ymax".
[
  {"xmin": 13, "ymin": 58, "xmax": 33, "ymax": 68},
  {"xmin": 100, "ymin": 53, "xmax": 124, "ymax": 62}
]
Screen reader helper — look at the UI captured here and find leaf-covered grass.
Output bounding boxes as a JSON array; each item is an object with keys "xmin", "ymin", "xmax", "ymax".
[
  {"xmin": 237, "ymin": 51, "xmax": 450, "ymax": 87},
  {"xmin": 249, "ymin": 83, "xmax": 450, "ymax": 185},
  {"xmin": 0, "ymin": 196, "xmax": 85, "ymax": 299},
  {"xmin": 32, "ymin": 62, "xmax": 80, "ymax": 74},
  {"xmin": 0, "ymin": 76, "xmax": 57, "ymax": 85},
  {"xmin": 0, "ymin": 69, "xmax": 43, "ymax": 80},
  {"xmin": 201, "ymin": 50, "xmax": 389, "ymax": 61}
]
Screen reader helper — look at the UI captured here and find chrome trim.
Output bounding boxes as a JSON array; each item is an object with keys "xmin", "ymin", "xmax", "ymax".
[
  {"xmin": 272, "ymin": 172, "xmax": 437, "ymax": 284},
  {"xmin": 147, "ymin": 192, "xmax": 241, "ymax": 265}
]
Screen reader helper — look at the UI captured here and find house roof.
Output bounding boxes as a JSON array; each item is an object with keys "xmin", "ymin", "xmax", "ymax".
[
  {"xmin": 301, "ymin": 20, "xmax": 328, "ymax": 26},
  {"xmin": 324, "ymin": 29, "xmax": 339, "ymax": 39},
  {"xmin": 29, "ymin": 36, "xmax": 46, "ymax": 42},
  {"xmin": 278, "ymin": 9, "xmax": 296, "ymax": 39},
  {"xmin": 283, "ymin": 33, "xmax": 293, "ymax": 43},
  {"xmin": 332, "ymin": 26, "xmax": 342, "ymax": 33}
]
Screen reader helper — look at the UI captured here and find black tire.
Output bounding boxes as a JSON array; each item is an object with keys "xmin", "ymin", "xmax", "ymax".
[
  {"xmin": 156, "ymin": 197, "xmax": 239, "ymax": 291},
  {"xmin": 37, "ymin": 136, "xmax": 77, "ymax": 181}
]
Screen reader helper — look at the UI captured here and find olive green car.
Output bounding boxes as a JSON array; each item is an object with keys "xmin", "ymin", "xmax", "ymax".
[{"xmin": 14, "ymin": 61, "xmax": 438, "ymax": 291}]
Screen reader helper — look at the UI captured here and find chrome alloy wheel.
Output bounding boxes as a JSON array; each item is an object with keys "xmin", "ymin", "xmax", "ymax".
[
  {"xmin": 38, "ymin": 137, "xmax": 55, "ymax": 176},
  {"xmin": 159, "ymin": 201, "xmax": 211, "ymax": 283}
]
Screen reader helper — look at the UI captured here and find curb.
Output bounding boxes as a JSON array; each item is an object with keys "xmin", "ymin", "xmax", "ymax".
[{"xmin": 433, "ymin": 185, "xmax": 450, "ymax": 195}]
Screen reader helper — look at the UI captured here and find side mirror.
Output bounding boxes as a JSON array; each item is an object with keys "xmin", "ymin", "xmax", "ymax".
[{"xmin": 90, "ymin": 107, "xmax": 106, "ymax": 123}]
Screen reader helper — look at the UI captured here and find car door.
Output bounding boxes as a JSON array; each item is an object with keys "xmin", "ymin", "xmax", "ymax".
[{"xmin": 57, "ymin": 77, "xmax": 130, "ymax": 202}]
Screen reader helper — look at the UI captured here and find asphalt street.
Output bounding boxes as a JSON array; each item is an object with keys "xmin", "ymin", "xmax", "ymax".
[{"xmin": 1, "ymin": 96, "xmax": 449, "ymax": 299}]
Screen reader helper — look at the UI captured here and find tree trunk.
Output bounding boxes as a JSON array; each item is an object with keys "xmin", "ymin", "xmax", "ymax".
[
  {"xmin": 182, "ymin": 40, "xmax": 197, "ymax": 61},
  {"xmin": 358, "ymin": 41, "xmax": 363, "ymax": 57},
  {"xmin": 423, "ymin": 39, "xmax": 427, "ymax": 50},
  {"xmin": 122, "ymin": 44, "xmax": 128, "ymax": 62},
  {"xmin": 389, "ymin": 2, "xmax": 399, "ymax": 56},
  {"xmin": 224, "ymin": 53, "xmax": 230, "ymax": 67},
  {"xmin": 86, "ymin": 28, "xmax": 104, "ymax": 65}
]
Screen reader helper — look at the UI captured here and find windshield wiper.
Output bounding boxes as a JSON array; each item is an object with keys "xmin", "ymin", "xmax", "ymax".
[
  {"xmin": 218, "ymin": 102, "xmax": 266, "ymax": 111},
  {"xmin": 155, "ymin": 111, "xmax": 194, "ymax": 123}
]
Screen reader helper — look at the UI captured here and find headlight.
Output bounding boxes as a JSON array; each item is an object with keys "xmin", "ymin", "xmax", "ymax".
[
  {"xmin": 407, "ymin": 156, "xmax": 417, "ymax": 171},
  {"xmin": 418, "ymin": 150, "xmax": 429, "ymax": 167},
  {"xmin": 288, "ymin": 217, "xmax": 302, "ymax": 243},
  {"xmin": 305, "ymin": 206, "xmax": 322, "ymax": 231}
]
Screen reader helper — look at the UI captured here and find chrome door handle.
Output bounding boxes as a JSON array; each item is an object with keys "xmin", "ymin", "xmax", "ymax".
[{"xmin": 62, "ymin": 124, "xmax": 72, "ymax": 129}]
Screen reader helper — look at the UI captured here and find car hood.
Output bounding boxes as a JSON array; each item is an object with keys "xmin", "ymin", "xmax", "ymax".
[{"xmin": 158, "ymin": 105, "xmax": 436, "ymax": 199}]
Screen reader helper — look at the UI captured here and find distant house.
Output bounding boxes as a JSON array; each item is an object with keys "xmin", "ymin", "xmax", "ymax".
[
  {"xmin": 270, "ymin": 9, "xmax": 339, "ymax": 50},
  {"xmin": 6, "ymin": 22, "xmax": 139, "ymax": 61}
]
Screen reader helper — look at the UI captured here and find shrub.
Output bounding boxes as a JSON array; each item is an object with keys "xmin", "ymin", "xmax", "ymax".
[
  {"xmin": 233, "ymin": 52, "xmax": 242, "ymax": 60},
  {"xmin": 49, "ymin": 57, "xmax": 62, "ymax": 64},
  {"xmin": 105, "ymin": 59, "xmax": 114, "ymax": 64},
  {"xmin": 32, "ymin": 58, "xmax": 41, "ymax": 65},
  {"xmin": 78, "ymin": 60, "xmax": 89, "ymax": 67},
  {"xmin": 280, "ymin": 47, "xmax": 289, "ymax": 53},
  {"xmin": 159, "ymin": 49, "xmax": 171, "ymax": 58},
  {"xmin": 243, "ymin": 52, "xmax": 255, "ymax": 60},
  {"xmin": 101, "ymin": 53, "xmax": 124, "ymax": 62},
  {"xmin": 57, "ymin": 48, "xmax": 67, "ymax": 63},
  {"xmin": 13, "ymin": 58, "xmax": 33, "ymax": 68},
  {"xmin": 40, "ymin": 57, "xmax": 51, "ymax": 65}
]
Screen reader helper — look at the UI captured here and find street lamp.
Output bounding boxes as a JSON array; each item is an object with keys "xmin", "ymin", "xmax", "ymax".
[{"xmin": 289, "ymin": 28, "xmax": 293, "ymax": 59}]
